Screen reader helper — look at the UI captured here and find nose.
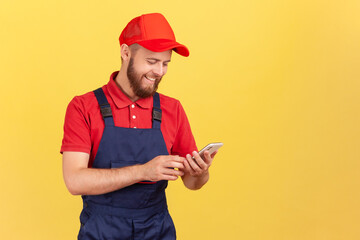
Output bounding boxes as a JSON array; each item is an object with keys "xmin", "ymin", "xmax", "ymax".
[{"xmin": 153, "ymin": 63, "xmax": 164, "ymax": 77}]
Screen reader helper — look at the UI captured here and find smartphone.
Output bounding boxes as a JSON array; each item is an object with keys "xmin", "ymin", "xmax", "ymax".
[{"xmin": 197, "ymin": 142, "xmax": 224, "ymax": 157}]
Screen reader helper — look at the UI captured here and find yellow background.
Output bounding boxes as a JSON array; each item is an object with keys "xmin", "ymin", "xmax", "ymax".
[{"xmin": 1, "ymin": 0, "xmax": 359, "ymax": 239}]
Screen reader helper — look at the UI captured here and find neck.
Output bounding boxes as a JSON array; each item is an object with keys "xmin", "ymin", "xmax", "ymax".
[{"xmin": 114, "ymin": 68, "xmax": 139, "ymax": 102}]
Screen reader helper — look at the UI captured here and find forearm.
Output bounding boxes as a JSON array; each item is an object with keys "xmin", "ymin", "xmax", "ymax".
[
  {"xmin": 181, "ymin": 170, "xmax": 209, "ymax": 190},
  {"xmin": 63, "ymin": 152, "xmax": 185, "ymax": 195},
  {"xmin": 65, "ymin": 165, "xmax": 144, "ymax": 195}
]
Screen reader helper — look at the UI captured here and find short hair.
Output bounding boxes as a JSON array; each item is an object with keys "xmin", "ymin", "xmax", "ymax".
[
  {"xmin": 129, "ymin": 43, "xmax": 141, "ymax": 54},
  {"xmin": 121, "ymin": 44, "xmax": 141, "ymax": 63}
]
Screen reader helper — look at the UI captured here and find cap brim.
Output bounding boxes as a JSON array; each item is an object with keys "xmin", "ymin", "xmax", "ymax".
[{"xmin": 136, "ymin": 39, "xmax": 189, "ymax": 57}]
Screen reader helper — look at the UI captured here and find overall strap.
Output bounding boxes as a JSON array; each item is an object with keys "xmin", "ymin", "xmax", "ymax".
[
  {"xmin": 93, "ymin": 88, "xmax": 115, "ymax": 127},
  {"xmin": 152, "ymin": 92, "xmax": 162, "ymax": 129}
]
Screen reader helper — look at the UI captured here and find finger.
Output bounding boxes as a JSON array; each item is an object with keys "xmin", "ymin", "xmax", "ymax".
[
  {"xmin": 159, "ymin": 171, "xmax": 182, "ymax": 181},
  {"xmin": 182, "ymin": 158, "xmax": 192, "ymax": 173},
  {"xmin": 166, "ymin": 161, "xmax": 185, "ymax": 169},
  {"xmin": 164, "ymin": 175, "xmax": 179, "ymax": 181},
  {"xmin": 157, "ymin": 155, "xmax": 180, "ymax": 162},
  {"xmin": 162, "ymin": 162, "xmax": 184, "ymax": 169},
  {"xmin": 210, "ymin": 151, "xmax": 218, "ymax": 159},
  {"xmin": 203, "ymin": 150, "xmax": 213, "ymax": 165},
  {"xmin": 191, "ymin": 151, "xmax": 201, "ymax": 164},
  {"xmin": 192, "ymin": 151, "xmax": 208, "ymax": 169},
  {"xmin": 186, "ymin": 154, "xmax": 202, "ymax": 172},
  {"xmin": 163, "ymin": 168, "xmax": 184, "ymax": 177},
  {"xmin": 168, "ymin": 155, "xmax": 186, "ymax": 163},
  {"xmin": 184, "ymin": 154, "xmax": 199, "ymax": 173},
  {"xmin": 159, "ymin": 156, "xmax": 184, "ymax": 168}
]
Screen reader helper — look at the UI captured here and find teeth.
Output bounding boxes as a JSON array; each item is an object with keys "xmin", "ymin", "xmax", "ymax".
[{"xmin": 145, "ymin": 76, "xmax": 156, "ymax": 81}]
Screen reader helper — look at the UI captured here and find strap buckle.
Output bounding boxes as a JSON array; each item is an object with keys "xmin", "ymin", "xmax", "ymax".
[
  {"xmin": 100, "ymin": 104, "xmax": 112, "ymax": 118},
  {"xmin": 152, "ymin": 107, "xmax": 162, "ymax": 122}
]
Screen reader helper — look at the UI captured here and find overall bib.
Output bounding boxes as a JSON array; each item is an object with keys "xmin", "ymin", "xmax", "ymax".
[{"xmin": 78, "ymin": 88, "xmax": 176, "ymax": 240}]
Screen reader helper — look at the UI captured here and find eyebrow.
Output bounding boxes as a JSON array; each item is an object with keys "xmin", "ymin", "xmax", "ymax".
[{"xmin": 146, "ymin": 57, "xmax": 171, "ymax": 63}]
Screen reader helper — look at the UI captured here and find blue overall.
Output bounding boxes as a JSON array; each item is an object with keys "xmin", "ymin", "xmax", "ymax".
[{"xmin": 78, "ymin": 88, "xmax": 176, "ymax": 240}]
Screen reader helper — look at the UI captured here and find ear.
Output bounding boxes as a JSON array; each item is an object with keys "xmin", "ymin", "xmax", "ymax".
[{"xmin": 120, "ymin": 44, "xmax": 131, "ymax": 62}]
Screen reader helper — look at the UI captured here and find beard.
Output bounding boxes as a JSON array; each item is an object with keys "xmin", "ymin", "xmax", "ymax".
[{"xmin": 127, "ymin": 58, "xmax": 162, "ymax": 99}]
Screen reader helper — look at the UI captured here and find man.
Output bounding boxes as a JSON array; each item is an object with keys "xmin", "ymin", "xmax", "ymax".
[{"xmin": 61, "ymin": 13, "xmax": 217, "ymax": 240}]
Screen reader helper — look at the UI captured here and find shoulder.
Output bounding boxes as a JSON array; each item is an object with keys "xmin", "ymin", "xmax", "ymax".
[
  {"xmin": 158, "ymin": 93, "xmax": 189, "ymax": 122},
  {"xmin": 67, "ymin": 87, "xmax": 105, "ymax": 114},
  {"xmin": 66, "ymin": 86, "xmax": 106, "ymax": 124},
  {"xmin": 158, "ymin": 93, "xmax": 181, "ymax": 109}
]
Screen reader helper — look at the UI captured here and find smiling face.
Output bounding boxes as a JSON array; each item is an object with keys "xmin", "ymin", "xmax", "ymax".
[{"xmin": 126, "ymin": 45, "xmax": 172, "ymax": 99}]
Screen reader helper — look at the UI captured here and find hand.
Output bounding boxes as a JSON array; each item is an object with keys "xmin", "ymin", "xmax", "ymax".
[
  {"xmin": 141, "ymin": 155, "xmax": 185, "ymax": 182},
  {"xmin": 183, "ymin": 150, "xmax": 217, "ymax": 178}
]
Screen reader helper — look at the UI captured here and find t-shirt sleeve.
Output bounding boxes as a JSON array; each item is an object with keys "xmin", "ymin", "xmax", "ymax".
[
  {"xmin": 171, "ymin": 101, "xmax": 198, "ymax": 157},
  {"xmin": 60, "ymin": 96, "xmax": 92, "ymax": 154}
]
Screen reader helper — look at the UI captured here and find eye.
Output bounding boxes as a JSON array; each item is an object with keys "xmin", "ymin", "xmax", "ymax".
[{"xmin": 147, "ymin": 60, "xmax": 156, "ymax": 65}]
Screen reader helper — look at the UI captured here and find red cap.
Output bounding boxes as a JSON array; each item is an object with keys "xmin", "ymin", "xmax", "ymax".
[{"xmin": 119, "ymin": 13, "xmax": 189, "ymax": 57}]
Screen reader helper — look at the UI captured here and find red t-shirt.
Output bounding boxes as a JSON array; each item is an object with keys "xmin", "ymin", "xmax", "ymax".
[{"xmin": 61, "ymin": 72, "xmax": 197, "ymax": 167}]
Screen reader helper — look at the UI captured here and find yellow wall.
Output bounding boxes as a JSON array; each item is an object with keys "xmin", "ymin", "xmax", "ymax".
[{"xmin": 1, "ymin": 0, "xmax": 359, "ymax": 239}]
